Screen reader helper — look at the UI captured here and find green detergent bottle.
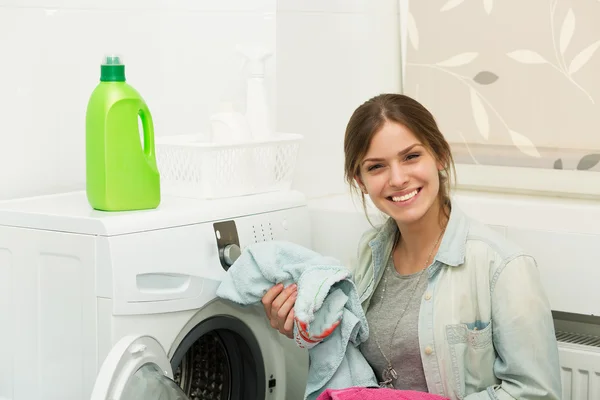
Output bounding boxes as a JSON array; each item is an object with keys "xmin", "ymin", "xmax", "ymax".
[{"xmin": 86, "ymin": 55, "xmax": 161, "ymax": 211}]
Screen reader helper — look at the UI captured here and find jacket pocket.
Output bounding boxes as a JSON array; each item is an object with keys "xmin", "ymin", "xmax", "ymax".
[{"xmin": 445, "ymin": 321, "xmax": 497, "ymax": 399}]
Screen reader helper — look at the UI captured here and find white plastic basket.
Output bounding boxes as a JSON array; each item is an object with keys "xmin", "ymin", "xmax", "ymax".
[{"xmin": 155, "ymin": 133, "xmax": 302, "ymax": 199}]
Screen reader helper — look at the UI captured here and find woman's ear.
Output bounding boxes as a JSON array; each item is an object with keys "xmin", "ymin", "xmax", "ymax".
[
  {"xmin": 355, "ymin": 175, "xmax": 367, "ymax": 194},
  {"xmin": 437, "ymin": 157, "xmax": 447, "ymax": 172}
]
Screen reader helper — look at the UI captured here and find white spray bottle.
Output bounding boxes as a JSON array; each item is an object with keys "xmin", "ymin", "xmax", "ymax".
[{"xmin": 237, "ymin": 44, "xmax": 273, "ymax": 141}]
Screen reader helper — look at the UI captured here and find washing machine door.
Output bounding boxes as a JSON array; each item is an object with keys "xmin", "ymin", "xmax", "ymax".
[{"xmin": 90, "ymin": 334, "xmax": 189, "ymax": 400}]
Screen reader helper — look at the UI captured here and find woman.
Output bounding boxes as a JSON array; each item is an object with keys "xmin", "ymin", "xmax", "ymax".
[{"xmin": 262, "ymin": 94, "xmax": 561, "ymax": 399}]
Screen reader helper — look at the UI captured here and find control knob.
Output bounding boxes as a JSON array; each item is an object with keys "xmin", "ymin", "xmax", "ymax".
[{"xmin": 220, "ymin": 244, "xmax": 241, "ymax": 269}]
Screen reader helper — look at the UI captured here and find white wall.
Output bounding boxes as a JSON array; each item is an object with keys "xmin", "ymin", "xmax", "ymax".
[
  {"xmin": 0, "ymin": 0, "xmax": 276, "ymax": 200},
  {"xmin": 277, "ymin": 0, "xmax": 401, "ymax": 199}
]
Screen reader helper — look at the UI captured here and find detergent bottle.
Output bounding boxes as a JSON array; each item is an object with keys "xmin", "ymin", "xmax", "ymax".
[{"xmin": 85, "ymin": 55, "xmax": 160, "ymax": 211}]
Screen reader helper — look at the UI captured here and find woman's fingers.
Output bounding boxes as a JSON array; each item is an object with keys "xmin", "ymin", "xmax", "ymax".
[
  {"xmin": 277, "ymin": 289, "xmax": 297, "ymax": 321},
  {"xmin": 283, "ymin": 308, "xmax": 295, "ymax": 339},
  {"xmin": 270, "ymin": 284, "xmax": 297, "ymax": 323},
  {"xmin": 261, "ymin": 284, "xmax": 284, "ymax": 327}
]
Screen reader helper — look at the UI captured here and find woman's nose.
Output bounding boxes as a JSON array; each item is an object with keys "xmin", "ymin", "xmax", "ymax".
[{"xmin": 388, "ymin": 163, "xmax": 408, "ymax": 188}]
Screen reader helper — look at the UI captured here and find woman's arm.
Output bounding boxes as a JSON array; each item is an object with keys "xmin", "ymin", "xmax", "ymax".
[{"xmin": 465, "ymin": 255, "xmax": 562, "ymax": 400}]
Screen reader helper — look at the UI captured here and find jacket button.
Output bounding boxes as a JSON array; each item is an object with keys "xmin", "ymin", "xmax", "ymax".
[
  {"xmin": 424, "ymin": 292, "xmax": 432, "ymax": 300},
  {"xmin": 424, "ymin": 346, "xmax": 433, "ymax": 355}
]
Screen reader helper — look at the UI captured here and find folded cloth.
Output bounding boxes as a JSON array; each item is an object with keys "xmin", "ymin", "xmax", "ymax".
[
  {"xmin": 317, "ymin": 387, "xmax": 449, "ymax": 400},
  {"xmin": 215, "ymin": 240, "xmax": 378, "ymax": 400}
]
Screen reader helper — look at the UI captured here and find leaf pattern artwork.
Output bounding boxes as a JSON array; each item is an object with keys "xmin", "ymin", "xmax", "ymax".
[
  {"xmin": 506, "ymin": 50, "xmax": 548, "ymax": 64},
  {"xmin": 555, "ymin": 6, "xmax": 600, "ymax": 77},
  {"xmin": 440, "ymin": 0, "xmax": 465, "ymax": 12},
  {"xmin": 509, "ymin": 130, "xmax": 541, "ymax": 158},
  {"xmin": 469, "ymin": 88, "xmax": 489, "ymax": 139},
  {"xmin": 405, "ymin": 0, "xmax": 600, "ymax": 171},
  {"xmin": 473, "ymin": 71, "xmax": 499, "ymax": 85},
  {"xmin": 554, "ymin": 159, "xmax": 563, "ymax": 169},
  {"xmin": 569, "ymin": 40, "xmax": 600, "ymax": 75},
  {"xmin": 406, "ymin": 58, "xmax": 540, "ymax": 159},
  {"xmin": 505, "ymin": 3, "xmax": 598, "ymax": 103},
  {"xmin": 577, "ymin": 154, "xmax": 600, "ymax": 170},
  {"xmin": 436, "ymin": 52, "xmax": 478, "ymax": 67},
  {"xmin": 483, "ymin": 0, "xmax": 493, "ymax": 14},
  {"xmin": 559, "ymin": 8, "xmax": 575, "ymax": 55},
  {"xmin": 553, "ymin": 6, "xmax": 600, "ymax": 77}
]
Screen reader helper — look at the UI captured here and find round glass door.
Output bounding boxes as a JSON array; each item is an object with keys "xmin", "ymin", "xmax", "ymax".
[
  {"xmin": 120, "ymin": 363, "xmax": 188, "ymax": 400},
  {"xmin": 90, "ymin": 334, "xmax": 189, "ymax": 400}
]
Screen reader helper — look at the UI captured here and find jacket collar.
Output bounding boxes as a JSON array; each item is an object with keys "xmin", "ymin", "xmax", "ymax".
[{"xmin": 435, "ymin": 204, "xmax": 468, "ymax": 267}]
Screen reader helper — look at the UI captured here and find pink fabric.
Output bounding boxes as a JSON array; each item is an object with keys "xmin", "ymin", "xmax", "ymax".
[{"xmin": 316, "ymin": 387, "xmax": 449, "ymax": 400}]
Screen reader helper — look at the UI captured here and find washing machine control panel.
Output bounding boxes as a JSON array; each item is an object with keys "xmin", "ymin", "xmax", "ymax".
[
  {"xmin": 237, "ymin": 206, "xmax": 310, "ymax": 248},
  {"xmin": 212, "ymin": 205, "xmax": 311, "ymax": 270}
]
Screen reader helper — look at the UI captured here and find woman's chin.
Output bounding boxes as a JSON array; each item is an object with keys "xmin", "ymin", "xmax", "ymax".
[{"xmin": 379, "ymin": 197, "xmax": 434, "ymax": 226}]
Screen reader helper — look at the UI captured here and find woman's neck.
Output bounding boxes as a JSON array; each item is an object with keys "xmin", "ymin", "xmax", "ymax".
[{"xmin": 393, "ymin": 200, "xmax": 449, "ymax": 274}]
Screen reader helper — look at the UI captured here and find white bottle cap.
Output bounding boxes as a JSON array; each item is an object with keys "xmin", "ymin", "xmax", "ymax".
[{"xmin": 236, "ymin": 44, "xmax": 272, "ymax": 76}]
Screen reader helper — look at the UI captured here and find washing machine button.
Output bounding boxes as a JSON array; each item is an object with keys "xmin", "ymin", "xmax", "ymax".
[{"xmin": 221, "ymin": 243, "xmax": 242, "ymax": 268}]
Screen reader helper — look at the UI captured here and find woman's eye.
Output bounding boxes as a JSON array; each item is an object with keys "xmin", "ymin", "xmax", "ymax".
[
  {"xmin": 367, "ymin": 164, "xmax": 383, "ymax": 172},
  {"xmin": 406, "ymin": 153, "xmax": 420, "ymax": 161}
]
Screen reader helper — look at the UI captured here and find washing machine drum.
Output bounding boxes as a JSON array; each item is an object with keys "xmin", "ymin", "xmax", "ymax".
[
  {"xmin": 172, "ymin": 331, "xmax": 243, "ymax": 398},
  {"xmin": 90, "ymin": 329, "xmax": 266, "ymax": 400}
]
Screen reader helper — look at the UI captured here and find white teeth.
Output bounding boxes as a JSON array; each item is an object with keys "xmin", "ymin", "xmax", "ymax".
[{"xmin": 391, "ymin": 190, "xmax": 418, "ymax": 202}]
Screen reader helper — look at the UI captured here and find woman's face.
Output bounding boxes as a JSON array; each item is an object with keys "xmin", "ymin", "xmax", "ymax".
[{"xmin": 356, "ymin": 121, "xmax": 442, "ymax": 226}]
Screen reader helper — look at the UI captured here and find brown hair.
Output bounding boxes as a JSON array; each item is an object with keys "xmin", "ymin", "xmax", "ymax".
[{"xmin": 343, "ymin": 93, "xmax": 455, "ymax": 221}]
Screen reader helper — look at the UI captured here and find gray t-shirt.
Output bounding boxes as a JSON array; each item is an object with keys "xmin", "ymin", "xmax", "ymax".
[{"xmin": 360, "ymin": 256, "xmax": 429, "ymax": 391}]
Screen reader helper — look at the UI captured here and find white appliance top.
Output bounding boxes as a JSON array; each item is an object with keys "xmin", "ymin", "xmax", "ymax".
[{"xmin": 0, "ymin": 190, "xmax": 306, "ymax": 236}]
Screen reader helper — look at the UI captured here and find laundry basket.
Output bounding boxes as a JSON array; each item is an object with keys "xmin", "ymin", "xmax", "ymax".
[{"xmin": 155, "ymin": 133, "xmax": 302, "ymax": 199}]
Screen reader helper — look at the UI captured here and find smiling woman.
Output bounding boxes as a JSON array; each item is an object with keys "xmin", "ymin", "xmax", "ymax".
[
  {"xmin": 262, "ymin": 93, "xmax": 562, "ymax": 400},
  {"xmin": 340, "ymin": 94, "xmax": 561, "ymax": 398},
  {"xmin": 359, "ymin": 128, "xmax": 440, "ymax": 228}
]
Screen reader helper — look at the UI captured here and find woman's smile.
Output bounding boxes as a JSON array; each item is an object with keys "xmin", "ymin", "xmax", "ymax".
[{"xmin": 387, "ymin": 187, "xmax": 422, "ymax": 205}]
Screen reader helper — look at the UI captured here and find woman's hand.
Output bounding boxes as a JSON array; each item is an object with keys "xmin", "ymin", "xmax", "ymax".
[{"xmin": 261, "ymin": 283, "xmax": 297, "ymax": 339}]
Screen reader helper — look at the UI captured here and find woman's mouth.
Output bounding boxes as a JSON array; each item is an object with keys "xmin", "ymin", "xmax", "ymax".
[{"xmin": 387, "ymin": 188, "xmax": 421, "ymax": 204}]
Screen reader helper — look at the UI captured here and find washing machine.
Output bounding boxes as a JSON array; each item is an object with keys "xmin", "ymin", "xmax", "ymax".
[{"xmin": 0, "ymin": 189, "xmax": 310, "ymax": 400}]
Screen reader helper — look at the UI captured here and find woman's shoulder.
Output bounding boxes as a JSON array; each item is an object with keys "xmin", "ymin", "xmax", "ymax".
[{"xmin": 463, "ymin": 215, "xmax": 534, "ymax": 275}]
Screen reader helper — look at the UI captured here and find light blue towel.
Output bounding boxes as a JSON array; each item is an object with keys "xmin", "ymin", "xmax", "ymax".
[{"xmin": 215, "ymin": 240, "xmax": 378, "ymax": 400}]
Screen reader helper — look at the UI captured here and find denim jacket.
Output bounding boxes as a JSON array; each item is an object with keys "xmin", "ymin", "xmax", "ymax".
[{"xmin": 350, "ymin": 204, "xmax": 562, "ymax": 400}]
